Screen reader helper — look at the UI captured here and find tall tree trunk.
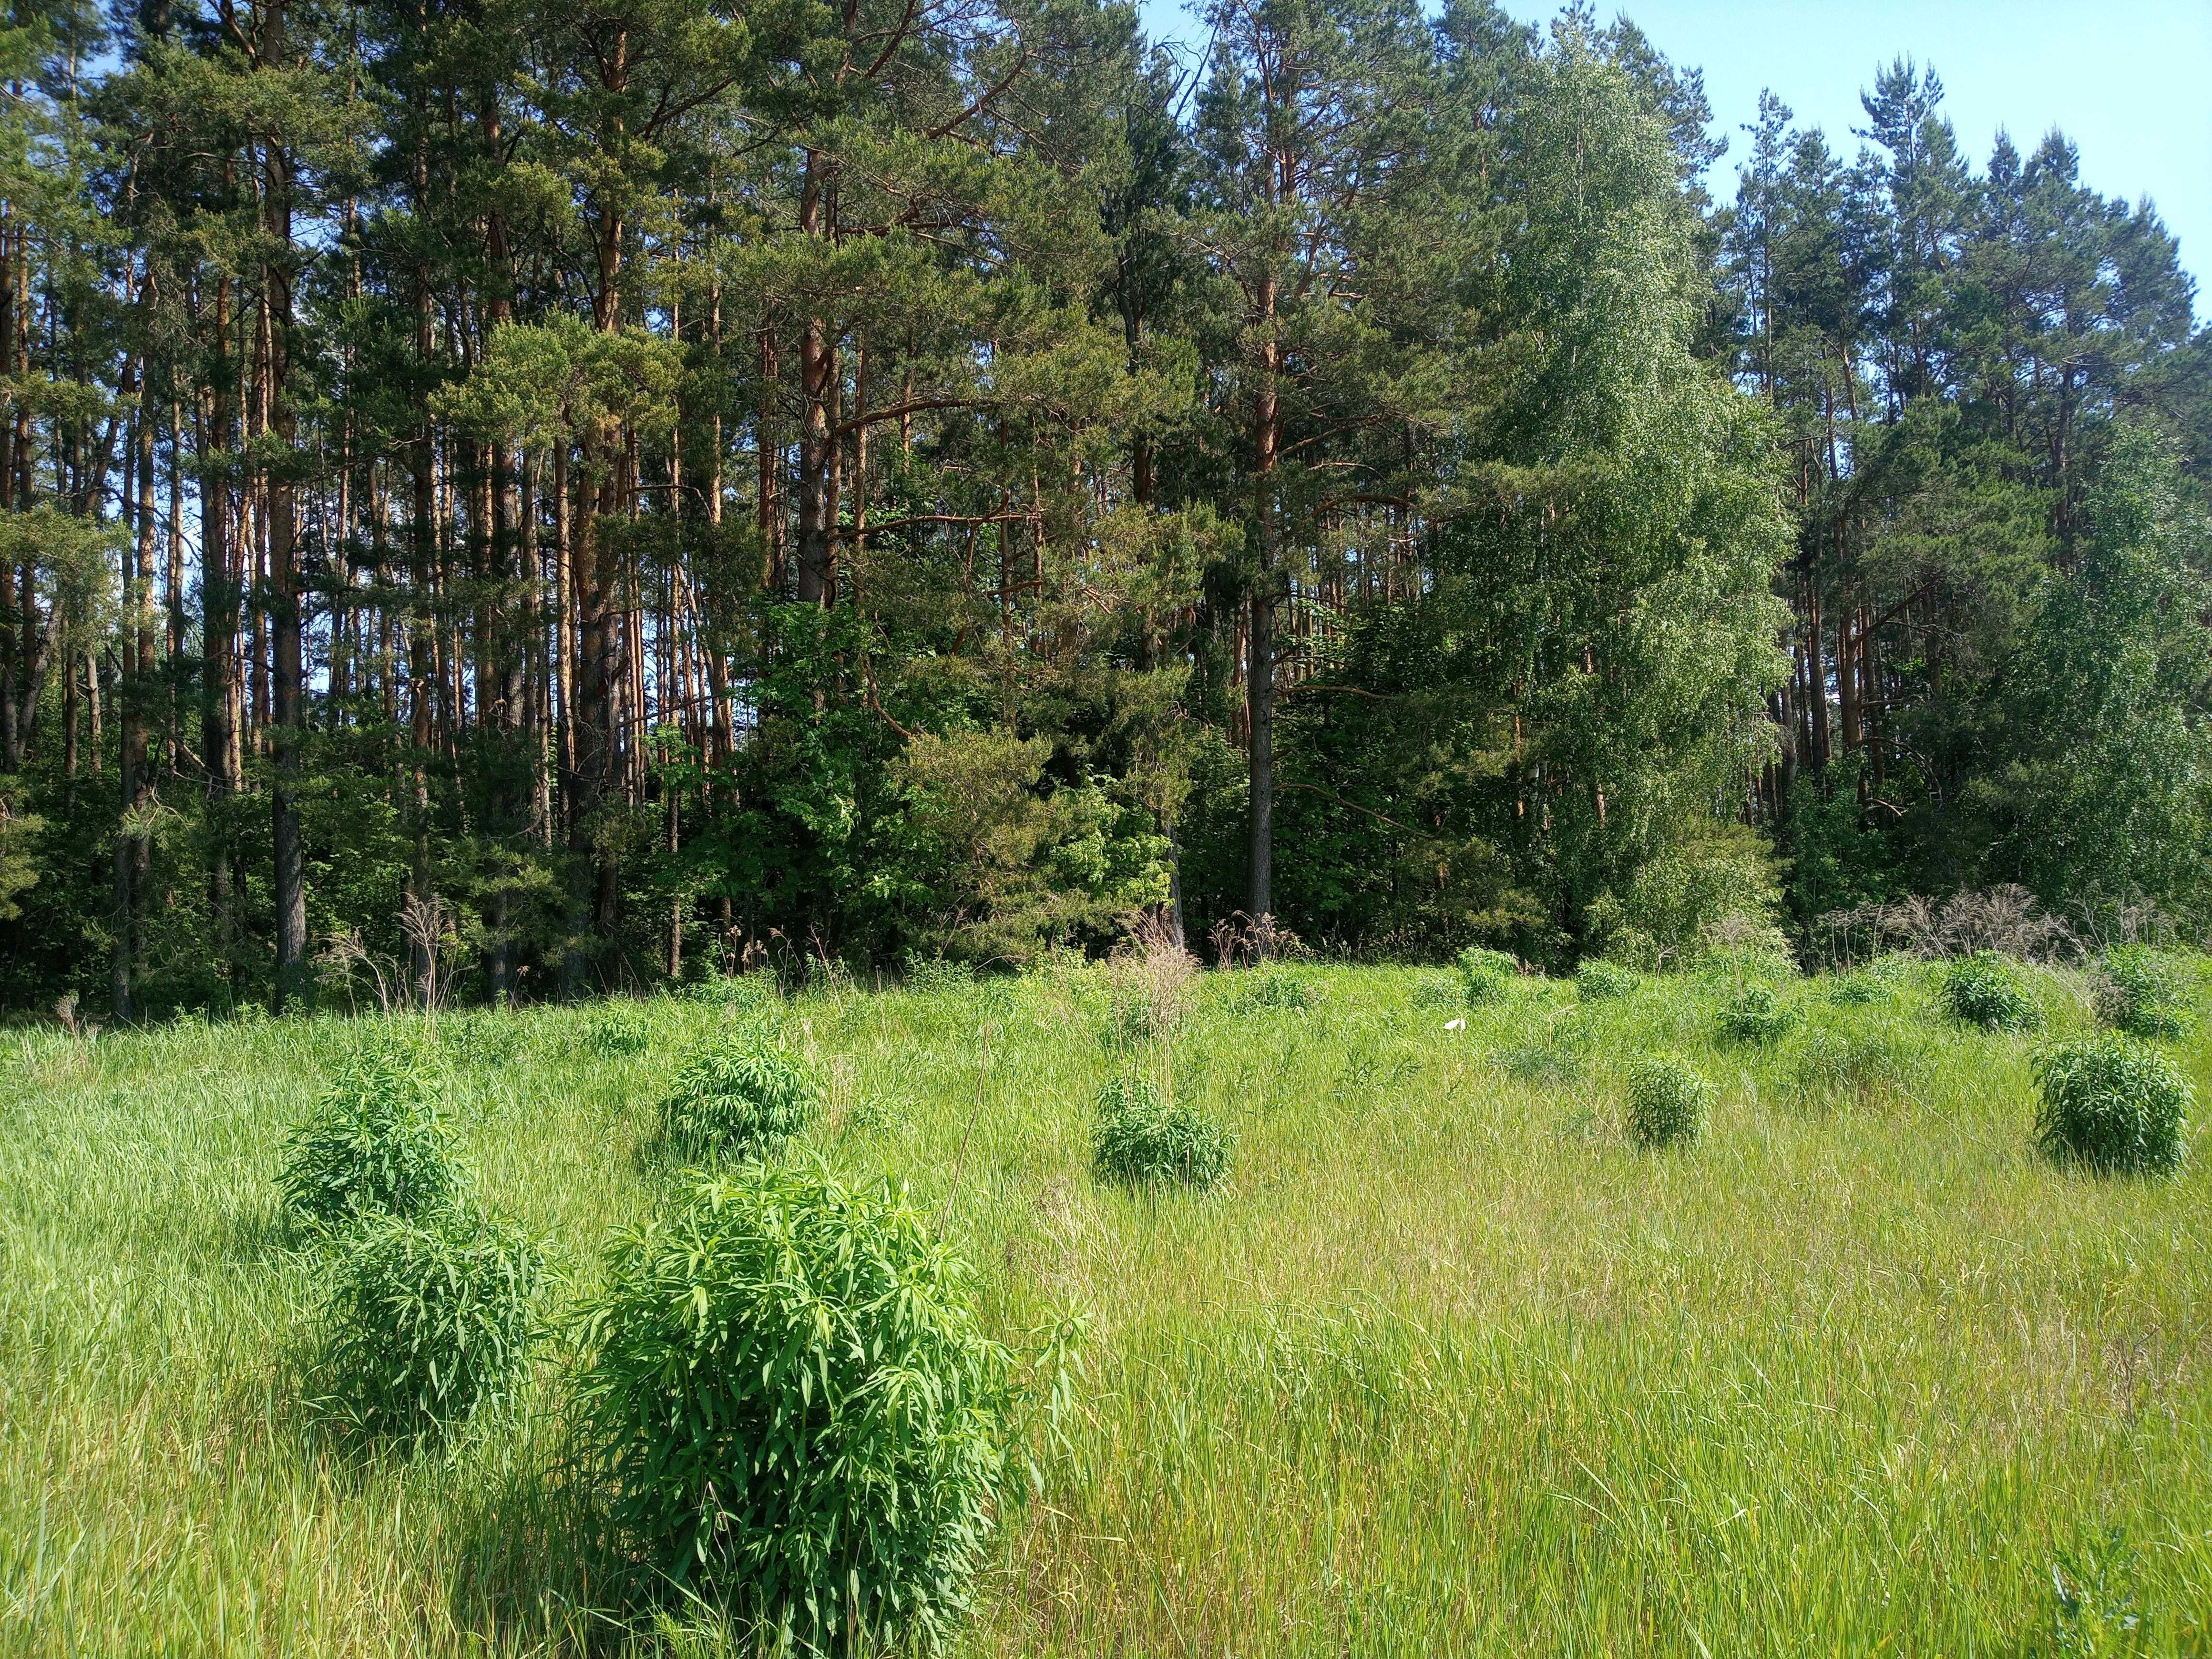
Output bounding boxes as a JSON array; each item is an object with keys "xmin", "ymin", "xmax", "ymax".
[
  {"xmin": 265, "ymin": 7, "xmax": 309, "ymax": 1013},
  {"xmin": 1247, "ymin": 269, "xmax": 1280, "ymax": 934}
]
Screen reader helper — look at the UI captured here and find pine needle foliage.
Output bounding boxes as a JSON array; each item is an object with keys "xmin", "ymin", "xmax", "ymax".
[
  {"xmin": 1940, "ymin": 952, "xmax": 2043, "ymax": 1032},
  {"xmin": 2032, "ymin": 1033, "xmax": 2192, "ymax": 1176},
  {"xmin": 572, "ymin": 1163, "xmax": 1013, "ymax": 1655},
  {"xmin": 1626, "ymin": 1055, "xmax": 1714, "ymax": 1148},
  {"xmin": 2093, "ymin": 947, "xmax": 2194, "ymax": 1040},
  {"xmin": 313, "ymin": 1204, "xmax": 547, "ymax": 1448},
  {"xmin": 1091, "ymin": 1075, "xmax": 1231, "ymax": 1191},
  {"xmin": 276, "ymin": 1044, "xmax": 461, "ymax": 1228},
  {"xmin": 657, "ymin": 1032, "xmax": 821, "ymax": 1162}
]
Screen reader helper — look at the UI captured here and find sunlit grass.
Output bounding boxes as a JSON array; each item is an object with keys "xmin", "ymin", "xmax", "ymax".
[{"xmin": 2, "ymin": 958, "xmax": 2208, "ymax": 1655}]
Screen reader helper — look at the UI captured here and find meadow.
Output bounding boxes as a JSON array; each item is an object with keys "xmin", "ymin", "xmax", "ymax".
[{"xmin": 1, "ymin": 954, "xmax": 2208, "ymax": 1657}]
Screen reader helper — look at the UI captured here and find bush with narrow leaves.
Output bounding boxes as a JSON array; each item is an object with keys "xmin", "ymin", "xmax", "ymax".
[
  {"xmin": 1574, "ymin": 961, "xmax": 1639, "ymax": 1001},
  {"xmin": 581, "ymin": 1001, "xmax": 654, "ymax": 1057},
  {"xmin": 657, "ymin": 1032, "xmax": 820, "ymax": 1161},
  {"xmin": 1238, "ymin": 970, "xmax": 1313, "ymax": 1012},
  {"xmin": 314, "ymin": 1202, "xmax": 546, "ymax": 1447},
  {"xmin": 2033, "ymin": 1032, "xmax": 2191, "ymax": 1176},
  {"xmin": 1825, "ymin": 971, "xmax": 1893, "ymax": 1007},
  {"xmin": 1626, "ymin": 1055, "xmax": 1713, "ymax": 1147},
  {"xmin": 1716, "ymin": 983, "xmax": 1800, "ymax": 1045},
  {"xmin": 1091, "ymin": 1074, "xmax": 1231, "ymax": 1190},
  {"xmin": 1791, "ymin": 1021, "xmax": 1924, "ymax": 1105},
  {"xmin": 2094, "ymin": 946, "xmax": 2193, "ymax": 1040},
  {"xmin": 1458, "ymin": 947, "xmax": 1520, "ymax": 1006},
  {"xmin": 573, "ymin": 1163, "xmax": 1012, "ymax": 1655},
  {"xmin": 1941, "ymin": 952, "xmax": 2042, "ymax": 1032},
  {"xmin": 277, "ymin": 1045, "xmax": 460, "ymax": 1227}
]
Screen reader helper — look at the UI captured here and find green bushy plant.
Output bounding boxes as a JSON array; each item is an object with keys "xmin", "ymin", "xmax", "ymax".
[
  {"xmin": 684, "ymin": 973, "xmax": 779, "ymax": 1011},
  {"xmin": 1625, "ymin": 1055, "xmax": 1713, "ymax": 1148},
  {"xmin": 277, "ymin": 1044, "xmax": 461, "ymax": 1227},
  {"xmin": 573, "ymin": 1163, "xmax": 1013, "ymax": 1654},
  {"xmin": 1574, "ymin": 960, "xmax": 1639, "ymax": 1001},
  {"xmin": 1238, "ymin": 970, "xmax": 1313, "ymax": 1012},
  {"xmin": 1458, "ymin": 947, "xmax": 1521, "ymax": 1006},
  {"xmin": 2094, "ymin": 946, "xmax": 2193, "ymax": 1040},
  {"xmin": 581, "ymin": 1000, "xmax": 654, "ymax": 1057},
  {"xmin": 657, "ymin": 1032, "xmax": 821, "ymax": 1162},
  {"xmin": 2033, "ymin": 1032, "xmax": 2191, "ymax": 1176},
  {"xmin": 438, "ymin": 1011, "xmax": 525, "ymax": 1070},
  {"xmin": 1716, "ymin": 982, "xmax": 1801, "ymax": 1045},
  {"xmin": 1941, "ymin": 952, "xmax": 2043, "ymax": 1032},
  {"xmin": 1791, "ymin": 1020, "xmax": 1925, "ymax": 1106},
  {"xmin": 313, "ymin": 1203, "xmax": 547, "ymax": 1447},
  {"xmin": 1824, "ymin": 971, "xmax": 1894, "ymax": 1006},
  {"xmin": 1411, "ymin": 975, "xmax": 1462, "ymax": 1011},
  {"xmin": 1091, "ymin": 1075, "xmax": 1231, "ymax": 1190}
]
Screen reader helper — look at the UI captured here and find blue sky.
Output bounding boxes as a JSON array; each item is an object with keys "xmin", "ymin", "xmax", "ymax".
[{"xmin": 1136, "ymin": 0, "xmax": 2211, "ymax": 317}]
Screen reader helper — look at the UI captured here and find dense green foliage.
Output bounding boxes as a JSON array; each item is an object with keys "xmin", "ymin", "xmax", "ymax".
[
  {"xmin": 2032, "ymin": 1032, "xmax": 2192, "ymax": 1176},
  {"xmin": 1624, "ymin": 1054, "xmax": 1713, "ymax": 1147},
  {"xmin": 573, "ymin": 1163, "xmax": 1012, "ymax": 1651},
  {"xmin": 1090, "ymin": 1074, "xmax": 1232, "ymax": 1190},
  {"xmin": 313, "ymin": 1204, "xmax": 547, "ymax": 1447},
  {"xmin": 1941, "ymin": 952, "xmax": 2045, "ymax": 1032},
  {"xmin": 1458, "ymin": 949, "xmax": 1522, "ymax": 1007},
  {"xmin": 1716, "ymin": 982, "xmax": 1801, "ymax": 1045},
  {"xmin": 655, "ymin": 1031, "xmax": 821, "ymax": 1161},
  {"xmin": 1573, "ymin": 961, "xmax": 1639, "ymax": 1001},
  {"xmin": 276, "ymin": 1046, "xmax": 461, "ymax": 1227},
  {"xmin": 2095, "ymin": 946, "xmax": 2195, "ymax": 1040},
  {"xmin": 4, "ymin": 0, "xmax": 2199, "ymax": 1015}
]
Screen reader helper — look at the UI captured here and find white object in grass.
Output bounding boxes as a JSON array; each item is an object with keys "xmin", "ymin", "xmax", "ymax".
[{"xmin": 1444, "ymin": 1017, "xmax": 1466, "ymax": 1031}]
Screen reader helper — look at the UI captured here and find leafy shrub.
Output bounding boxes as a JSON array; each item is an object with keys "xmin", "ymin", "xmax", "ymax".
[
  {"xmin": 1625, "ymin": 1055, "xmax": 1713, "ymax": 1148},
  {"xmin": 1791, "ymin": 1021, "xmax": 1924, "ymax": 1105},
  {"xmin": 657, "ymin": 1033, "xmax": 821, "ymax": 1162},
  {"xmin": 684, "ymin": 973, "xmax": 779, "ymax": 1011},
  {"xmin": 1497, "ymin": 1041, "xmax": 1585, "ymax": 1088},
  {"xmin": 2033, "ymin": 1032, "xmax": 2191, "ymax": 1175},
  {"xmin": 1091, "ymin": 1074, "xmax": 1231, "ymax": 1190},
  {"xmin": 314, "ymin": 1204, "xmax": 546, "ymax": 1447},
  {"xmin": 1410, "ymin": 975, "xmax": 1462, "ymax": 1011},
  {"xmin": 1574, "ymin": 961, "xmax": 1639, "ymax": 1001},
  {"xmin": 277, "ymin": 1044, "xmax": 461, "ymax": 1227},
  {"xmin": 1458, "ymin": 947, "xmax": 1521, "ymax": 1006},
  {"xmin": 1716, "ymin": 983, "xmax": 1801, "ymax": 1045},
  {"xmin": 2094, "ymin": 946, "xmax": 2193, "ymax": 1040},
  {"xmin": 1940, "ymin": 952, "xmax": 2042, "ymax": 1032},
  {"xmin": 1238, "ymin": 970, "xmax": 1313, "ymax": 1012},
  {"xmin": 1824, "ymin": 971, "xmax": 1893, "ymax": 1006},
  {"xmin": 581, "ymin": 1000, "xmax": 654, "ymax": 1057},
  {"xmin": 573, "ymin": 1163, "xmax": 1013, "ymax": 1654},
  {"xmin": 439, "ymin": 1011, "xmax": 524, "ymax": 1070},
  {"xmin": 902, "ymin": 954, "xmax": 976, "ymax": 996}
]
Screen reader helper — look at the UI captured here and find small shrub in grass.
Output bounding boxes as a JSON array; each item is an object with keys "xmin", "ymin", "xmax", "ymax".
[
  {"xmin": 2094, "ymin": 946, "xmax": 2193, "ymax": 1040},
  {"xmin": 1574, "ymin": 960, "xmax": 1638, "ymax": 1001},
  {"xmin": 277, "ymin": 1044, "xmax": 460, "ymax": 1227},
  {"xmin": 1238, "ymin": 970, "xmax": 1313, "ymax": 1012},
  {"xmin": 581, "ymin": 1000, "xmax": 654, "ymax": 1057},
  {"xmin": 1091, "ymin": 1074, "xmax": 1231, "ymax": 1190},
  {"xmin": 1458, "ymin": 947, "xmax": 1520, "ymax": 1006},
  {"xmin": 657, "ymin": 1033, "xmax": 821, "ymax": 1161},
  {"xmin": 1791, "ymin": 1021, "xmax": 1924, "ymax": 1106},
  {"xmin": 1941, "ymin": 952, "xmax": 2042, "ymax": 1032},
  {"xmin": 573, "ymin": 1163, "xmax": 1013, "ymax": 1654},
  {"xmin": 314, "ymin": 1203, "xmax": 546, "ymax": 1448},
  {"xmin": 1625, "ymin": 1055, "xmax": 1713, "ymax": 1148},
  {"xmin": 1410, "ymin": 975, "xmax": 1461, "ymax": 1011},
  {"xmin": 1716, "ymin": 983, "xmax": 1800, "ymax": 1045},
  {"xmin": 1824, "ymin": 971, "xmax": 1893, "ymax": 1007},
  {"xmin": 2033, "ymin": 1032, "xmax": 2191, "ymax": 1176}
]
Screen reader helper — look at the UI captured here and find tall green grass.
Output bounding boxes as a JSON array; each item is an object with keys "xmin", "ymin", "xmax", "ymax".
[{"xmin": 1, "ymin": 959, "xmax": 2208, "ymax": 1655}]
